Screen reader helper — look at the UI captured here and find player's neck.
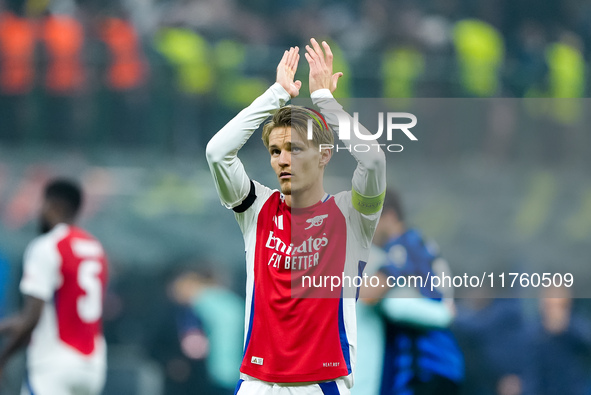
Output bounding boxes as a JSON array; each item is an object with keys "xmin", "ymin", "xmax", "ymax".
[{"xmin": 285, "ymin": 185, "xmax": 325, "ymax": 208}]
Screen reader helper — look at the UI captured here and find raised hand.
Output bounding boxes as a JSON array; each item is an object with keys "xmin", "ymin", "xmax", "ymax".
[
  {"xmin": 305, "ymin": 38, "xmax": 343, "ymax": 94},
  {"xmin": 276, "ymin": 46, "xmax": 302, "ymax": 98}
]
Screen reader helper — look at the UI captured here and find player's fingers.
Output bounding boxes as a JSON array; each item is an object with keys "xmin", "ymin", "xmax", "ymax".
[
  {"xmin": 288, "ymin": 49, "xmax": 297, "ymax": 73},
  {"xmin": 289, "ymin": 47, "xmax": 296, "ymax": 63},
  {"xmin": 292, "ymin": 48, "xmax": 299, "ymax": 69},
  {"xmin": 322, "ymin": 41, "xmax": 333, "ymax": 66},
  {"xmin": 284, "ymin": 48, "xmax": 292, "ymax": 69},
  {"xmin": 310, "ymin": 38, "xmax": 323, "ymax": 55},
  {"xmin": 289, "ymin": 47, "xmax": 299, "ymax": 71},
  {"xmin": 304, "ymin": 52, "xmax": 315, "ymax": 66},
  {"xmin": 293, "ymin": 53, "xmax": 300, "ymax": 72},
  {"xmin": 305, "ymin": 45, "xmax": 319, "ymax": 64},
  {"xmin": 310, "ymin": 38, "xmax": 326, "ymax": 67},
  {"xmin": 332, "ymin": 72, "xmax": 343, "ymax": 90},
  {"xmin": 279, "ymin": 50, "xmax": 288, "ymax": 67}
]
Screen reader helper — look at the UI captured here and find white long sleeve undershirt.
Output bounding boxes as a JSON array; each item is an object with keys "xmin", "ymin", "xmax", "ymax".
[
  {"xmin": 311, "ymin": 89, "xmax": 386, "ymax": 198},
  {"xmin": 206, "ymin": 83, "xmax": 290, "ymax": 209}
]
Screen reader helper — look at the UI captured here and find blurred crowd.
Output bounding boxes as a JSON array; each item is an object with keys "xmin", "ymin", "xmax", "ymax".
[
  {"xmin": 453, "ymin": 292, "xmax": 591, "ymax": 395},
  {"xmin": 1, "ymin": 0, "xmax": 590, "ymax": 150}
]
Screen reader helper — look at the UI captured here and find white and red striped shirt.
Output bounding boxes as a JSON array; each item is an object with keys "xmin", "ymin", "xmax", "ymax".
[{"xmin": 20, "ymin": 224, "xmax": 108, "ymax": 372}]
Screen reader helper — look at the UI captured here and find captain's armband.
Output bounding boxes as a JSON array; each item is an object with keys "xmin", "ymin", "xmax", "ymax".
[{"xmin": 351, "ymin": 189, "xmax": 385, "ymax": 215}]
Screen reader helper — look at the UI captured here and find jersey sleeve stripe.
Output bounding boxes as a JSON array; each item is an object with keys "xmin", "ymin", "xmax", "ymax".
[
  {"xmin": 242, "ymin": 287, "xmax": 255, "ymax": 359},
  {"xmin": 337, "ymin": 298, "xmax": 352, "ymax": 375},
  {"xmin": 233, "ymin": 180, "xmax": 257, "ymax": 213},
  {"xmin": 356, "ymin": 260, "xmax": 367, "ymax": 301}
]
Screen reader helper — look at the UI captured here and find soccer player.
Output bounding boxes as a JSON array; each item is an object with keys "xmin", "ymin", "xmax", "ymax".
[
  {"xmin": 363, "ymin": 189, "xmax": 464, "ymax": 395},
  {"xmin": 206, "ymin": 38, "xmax": 386, "ymax": 394},
  {"xmin": 0, "ymin": 179, "xmax": 108, "ymax": 395}
]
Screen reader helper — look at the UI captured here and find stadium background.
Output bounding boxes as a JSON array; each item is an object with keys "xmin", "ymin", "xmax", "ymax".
[{"xmin": 1, "ymin": 0, "xmax": 591, "ymax": 393}]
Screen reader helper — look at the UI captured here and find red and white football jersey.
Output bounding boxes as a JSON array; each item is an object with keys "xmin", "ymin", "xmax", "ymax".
[
  {"xmin": 236, "ymin": 183, "xmax": 378, "ymax": 385},
  {"xmin": 20, "ymin": 223, "xmax": 108, "ymax": 372}
]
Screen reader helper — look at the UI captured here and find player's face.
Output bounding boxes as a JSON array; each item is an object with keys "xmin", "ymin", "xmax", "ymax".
[{"xmin": 268, "ymin": 126, "xmax": 325, "ymax": 197}]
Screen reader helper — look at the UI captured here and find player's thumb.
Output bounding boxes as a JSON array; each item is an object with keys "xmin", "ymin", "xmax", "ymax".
[
  {"xmin": 294, "ymin": 80, "xmax": 302, "ymax": 90},
  {"xmin": 332, "ymin": 72, "xmax": 343, "ymax": 91}
]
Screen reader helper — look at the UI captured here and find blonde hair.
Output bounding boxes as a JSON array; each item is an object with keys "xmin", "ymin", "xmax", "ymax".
[{"xmin": 262, "ymin": 105, "xmax": 334, "ymax": 149}]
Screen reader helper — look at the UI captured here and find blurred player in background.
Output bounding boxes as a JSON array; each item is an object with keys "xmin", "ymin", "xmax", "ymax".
[
  {"xmin": 0, "ymin": 179, "xmax": 108, "ymax": 395},
  {"xmin": 524, "ymin": 286, "xmax": 591, "ymax": 395},
  {"xmin": 170, "ymin": 265, "xmax": 244, "ymax": 394},
  {"xmin": 360, "ymin": 189, "xmax": 464, "ymax": 395},
  {"xmin": 206, "ymin": 38, "xmax": 386, "ymax": 394}
]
